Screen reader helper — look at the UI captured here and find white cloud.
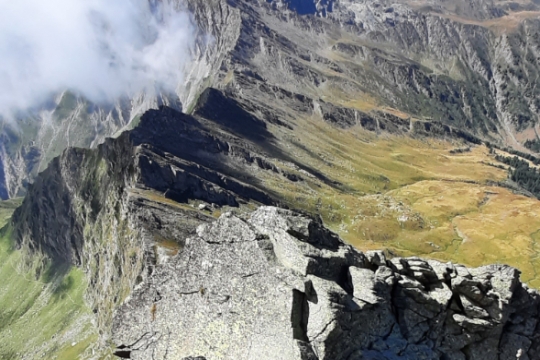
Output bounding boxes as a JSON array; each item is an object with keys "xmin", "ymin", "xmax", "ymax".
[{"xmin": 0, "ymin": 0, "xmax": 196, "ymax": 117}]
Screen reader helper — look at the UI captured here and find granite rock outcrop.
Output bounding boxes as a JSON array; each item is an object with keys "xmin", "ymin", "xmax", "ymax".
[{"xmin": 112, "ymin": 206, "xmax": 540, "ymax": 360}]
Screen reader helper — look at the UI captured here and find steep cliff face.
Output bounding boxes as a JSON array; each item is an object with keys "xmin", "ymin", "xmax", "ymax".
[
  {"xmin": 111, "ymin": 206, "xmax": 540, "ymax": 360},
  {"xmin": 0, "ymin": 90, "xmax": 181, "ymax": 200},
  {"xmin": 0, "ymin": 0, "xmax": 240, "ymax": 201},
  {"xmin": 203, "ymin": 0, "xmax": 540, "ymax": 147},
  {"xmin": 327, "ymin": 0, "xmax": 540, "ymax": 142}
]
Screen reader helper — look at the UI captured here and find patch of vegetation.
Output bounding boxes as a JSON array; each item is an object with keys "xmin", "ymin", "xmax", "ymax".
[
  {"xmin": 0, "ymin": 198, "xmax": 22, "ymax": 226},
  {"xmin": 449, "ymin": 147, "xmax": 471, "ymax": 154},
  {"xmin": 491, "ymin": 144, "xmax": 540, "ymax": 165},
  {"xmin": 130, "ymin": 114, "xmax": 143, "ymax": 128},
  {"xmin": 496, "ymin": 154, "xmax": 540, "ymax": 198},
  {"xmin": 0, "ymin": 201, "xmax": 98, "ymax": 360},
  {"xmin": 524, "ymin": 138, "xmax": 540, "ymax": 153},
  {"xmin": 259, "ymin": 116, "xmax": 540, "ymax": 288},
  {"xmin": 52, "ymin": 91, "xmax": 80, "ymax": 122}
]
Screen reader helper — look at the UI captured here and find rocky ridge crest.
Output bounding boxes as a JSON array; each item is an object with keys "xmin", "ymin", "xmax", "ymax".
[
  {"xmin": 10, "ymin": 102, "xmax": 284, "ymax": 337},
  {"xmin": 112, "ymin": 206, "xmax": 540, "ymax": 360},
  {"xmin": 9, "ymin": 88, "xmax": 540, "ymax": 359}
]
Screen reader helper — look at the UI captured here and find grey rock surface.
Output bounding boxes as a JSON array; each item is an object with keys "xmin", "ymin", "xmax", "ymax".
[
  {"xmin": 11, "ymin": 103, "xmax": 292, "ymax": 339},
  {"xmin": 112, "ymin": 206, "xmax": 540, "ymax": 360}
]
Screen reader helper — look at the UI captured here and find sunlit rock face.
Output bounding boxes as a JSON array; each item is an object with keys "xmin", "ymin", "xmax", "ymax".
[{"xmin": 111, "ymin": 206, "xmax": 540, "ymax": 359}]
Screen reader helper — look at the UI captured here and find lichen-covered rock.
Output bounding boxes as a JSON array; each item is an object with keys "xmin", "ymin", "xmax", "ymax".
[{"xmin": 112, "ymin": 206, "xmax": 540, "ymax": 359}]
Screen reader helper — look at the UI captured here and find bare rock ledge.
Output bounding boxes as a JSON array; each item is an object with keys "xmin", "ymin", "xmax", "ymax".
[{"xmin": 112, "ymin": 206, "xmax": 540, "ymax": 360}]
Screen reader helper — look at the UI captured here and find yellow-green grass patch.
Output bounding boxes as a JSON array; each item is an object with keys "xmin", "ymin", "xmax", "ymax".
[
  {"xmin": 265, "ymin": 116, "xmax": 540, "ymax": 286},
  {"xmin": 0, "ymin": 201, "xmax": 98, "ymax": 360}
]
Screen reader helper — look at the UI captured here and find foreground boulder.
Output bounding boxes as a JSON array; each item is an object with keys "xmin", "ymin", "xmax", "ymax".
[{"xmin": 112, "ymin": 206, "xmax": 540, "ymax": 360}]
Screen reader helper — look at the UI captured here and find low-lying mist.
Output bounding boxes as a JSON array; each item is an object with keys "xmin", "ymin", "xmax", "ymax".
[{"xmin": 0, "ymin": 0, "xmax": 196, "ymax": 120}]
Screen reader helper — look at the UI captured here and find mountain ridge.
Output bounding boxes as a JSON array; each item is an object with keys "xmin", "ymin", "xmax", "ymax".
[
  {"xmin": 4, "ymin": 92, "xmax": 540, "ymax": 358},
  {"xmin": 5, "ymin": 0, "xmax": 540, "ymax": 359},
  {"xmin": 7, "ymin": 0, "xmax": 540, "ymax": 199},
  {"xmin": 112, "ymin": 206, "xmax": 540, "ymax": 360}
]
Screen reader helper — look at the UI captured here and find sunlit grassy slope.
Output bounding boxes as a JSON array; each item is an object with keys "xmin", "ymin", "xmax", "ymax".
[
  {"xmin": 263, "ymin": 116, "xmax": 540, "ymax": 287},
  {"xmin": 0, "ymin": 199, "xmax": 98, "ymax": 360}
]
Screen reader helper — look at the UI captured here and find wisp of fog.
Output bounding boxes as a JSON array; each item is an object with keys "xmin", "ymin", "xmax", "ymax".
[{"xmin": 0, "ymin": 0, "xmax": 196, "ymax": 118}]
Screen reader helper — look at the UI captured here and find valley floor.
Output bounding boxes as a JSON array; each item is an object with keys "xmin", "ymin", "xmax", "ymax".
[{"xmin": 261, "ymin": 117, "xmax": 540, "ymax": 287}]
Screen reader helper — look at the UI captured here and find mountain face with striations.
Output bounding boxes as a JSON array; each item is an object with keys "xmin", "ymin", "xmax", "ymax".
[
  {"xmin": 5, "ymin": 0, "xmax": 540, "ymax": 359},
  {"xmin": 6, "ymin": 0, "xmax": 540, "ymax": 200}
]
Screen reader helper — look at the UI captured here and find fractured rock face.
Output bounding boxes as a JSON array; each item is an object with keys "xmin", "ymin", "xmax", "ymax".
[
  {"xmin": 10, "ymin": 102, "xmax": 298, "ymax": 338},
  {"xmin": 112, "ymin": 206, "xmax": 540, "ymax": 359}
]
